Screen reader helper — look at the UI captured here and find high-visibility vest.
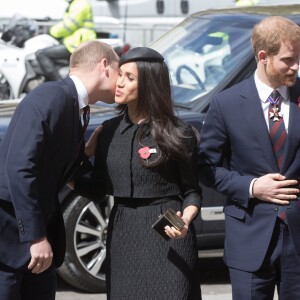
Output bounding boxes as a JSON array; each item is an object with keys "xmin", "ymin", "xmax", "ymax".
[
  {"xmin": 235, "ymin": 0, "xmax": 259, "ymax": 6},
  {"xmin": 50, "ymin": 0, "xmax": 96, "ymax": 53}
]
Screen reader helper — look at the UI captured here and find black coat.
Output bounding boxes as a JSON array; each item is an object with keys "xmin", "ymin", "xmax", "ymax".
[
  {"xmin": 76, "ymin": 111, "xmax": 202, "ymax": 209},
  {"xmin": 0, "ymin": 77, "xmax": 83, "ymax": 269}
]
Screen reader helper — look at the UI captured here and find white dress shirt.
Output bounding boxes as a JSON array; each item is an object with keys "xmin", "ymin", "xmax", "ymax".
[
  {"xmin": 70, "ymin": 75, "xmax": 89, "ymax": 113},
  {"xmin": 254, "ymin": 71, "xmax": 290, "ymax": 132}
]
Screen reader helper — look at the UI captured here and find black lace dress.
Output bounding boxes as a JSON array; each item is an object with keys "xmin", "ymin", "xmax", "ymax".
[{"xmin": 75, "ymin": 112, "xmax": 202, "ymax": 300}]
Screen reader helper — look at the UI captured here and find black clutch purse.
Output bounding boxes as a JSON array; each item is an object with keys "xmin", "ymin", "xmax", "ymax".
[{"xmin": 152, "ymin": 208, "xmax": 185, "ymax": 240}]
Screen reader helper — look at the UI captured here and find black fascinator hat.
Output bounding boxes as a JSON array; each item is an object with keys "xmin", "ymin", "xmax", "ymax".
[{"xmin": 119, "ymin": 47, "xmax": 164, "ymax": 66}]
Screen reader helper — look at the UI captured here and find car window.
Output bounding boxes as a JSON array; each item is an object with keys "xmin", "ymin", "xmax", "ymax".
[{"xmin": 151, "ymin": 15, "xmax": 253, "ymax": 106}]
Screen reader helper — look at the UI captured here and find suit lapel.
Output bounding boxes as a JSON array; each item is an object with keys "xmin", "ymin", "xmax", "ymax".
[
  {"xmin": 241, "ymin": 77, "xmax": 279, "ymax": 172},
  {"xmin": 59, "ymin": 77, "xmax": 82, "ymax": 186},
  {"xmin": 281, "ymin": 84, "xmax": 300, "ymax": 173},
  {"xmin": 61, "ymin": 77, "xmax": 80, "ymax": 149}
]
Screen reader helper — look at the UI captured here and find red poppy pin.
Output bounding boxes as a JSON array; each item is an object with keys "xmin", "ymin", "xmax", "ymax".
[
  {"xmin": 138, "ymin": 147, "xmax": 157, "ymax": 162},
  {"xmin": 298, "ymin": 97, "xmax": 300, "ymax": 108}
]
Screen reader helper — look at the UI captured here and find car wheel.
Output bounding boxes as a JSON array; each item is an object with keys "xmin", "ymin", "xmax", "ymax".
[{"xmin": 57, "ymin": 192, "xmax": 113, "ymax": 292}]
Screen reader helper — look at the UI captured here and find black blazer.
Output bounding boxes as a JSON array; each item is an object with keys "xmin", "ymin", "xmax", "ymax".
[
  {"xmin": 75, "ymin": 111, "xmax": 202, "ymax": 209},
  {"xmin": 0, "ymin": 77, "xmax": 82, "ymax": 269},
  {"xmin": 199, "ymin": 76, "xmax": 300, "ymax": 272}
]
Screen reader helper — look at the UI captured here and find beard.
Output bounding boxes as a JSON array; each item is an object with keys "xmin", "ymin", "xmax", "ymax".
[{"xmin": 267, "ymin": 59, "xmax": 297, "ymax": 87}]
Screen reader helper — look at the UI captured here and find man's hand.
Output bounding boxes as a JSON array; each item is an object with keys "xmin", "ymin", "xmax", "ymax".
[
  {"xmin": 28, "ymin": 237, "xmax": 53, "ymax": 274},
  {"xmin": 85, "ymin": 125, "xmax": 103, "ymax": 158},
  {"xmin": 253, "ymin": 173, "xmax": 299, "ymax": 204}
]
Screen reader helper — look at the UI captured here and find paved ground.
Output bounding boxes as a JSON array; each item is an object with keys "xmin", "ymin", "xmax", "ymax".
[
  {"xmin": 56, "ymin": 285, "xmax": 232, "ymax": 300},
  {"xmin": 56, "ymin": 257, "xmax": 278, "ymax": 300},
  {"xmin": 56, "ymin": 289, "xmax": 232, "ymax": 300}
]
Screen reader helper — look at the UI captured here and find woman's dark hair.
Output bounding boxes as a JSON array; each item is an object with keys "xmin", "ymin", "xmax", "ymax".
[{"xmin": 119, "ymin": 60, "xmax": 199, "ymax": 167}]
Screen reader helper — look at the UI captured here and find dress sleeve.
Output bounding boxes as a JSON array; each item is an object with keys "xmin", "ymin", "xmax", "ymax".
[{"xmin": 177, "ymin": 125, "xmax": 202, "ymax": 210}]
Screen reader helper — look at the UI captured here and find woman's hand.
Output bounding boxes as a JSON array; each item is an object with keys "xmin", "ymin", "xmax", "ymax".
[
  {"xmin": 164, "ymin": 205, "xmax": 199, "ymax": 240},
  {"xmin": 164, "ymin": 211, "xmax": 189, "ymax": 239},
  {"xmin": 85, "ymin": 125, "xmax": 103, "ymax": 158}
]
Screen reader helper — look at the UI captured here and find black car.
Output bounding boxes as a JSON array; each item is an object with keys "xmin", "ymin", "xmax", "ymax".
[{"xmin": 1, "ymin": 4, "xmax": 300, "ymax": 293}]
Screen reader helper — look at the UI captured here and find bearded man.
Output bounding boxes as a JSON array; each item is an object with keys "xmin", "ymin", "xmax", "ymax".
[{"xmin": 199, "ymin": 16, "xmax": 300, "ymax": 300}]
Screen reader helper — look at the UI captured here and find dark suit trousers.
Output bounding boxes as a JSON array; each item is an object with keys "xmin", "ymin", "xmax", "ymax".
[
  {"xmin": 229, "ymin": 219, "xmax": 300, "ymax": 300},
  {"xmin": 0, "ymin": 262, "xmax": 56, "ymax": 300}
]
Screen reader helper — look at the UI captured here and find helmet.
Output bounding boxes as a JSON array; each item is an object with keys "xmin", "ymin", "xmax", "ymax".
[{"xmin": 1, "ymin": 14, "xmax": 37, "ymax": 47}]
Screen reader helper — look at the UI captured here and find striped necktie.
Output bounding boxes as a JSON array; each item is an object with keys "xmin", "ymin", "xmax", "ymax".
[
  {"xmin": 82, "ymin": 105, "xmax": 90, "ymax": 133},
  {"xmin": 79, "ymin": 105, "xmax": 90, "ymax": 143},
  {"xmin": 268, "ymin": 90, "xmax": 287, "ymax": 223},
  {"xmin": 268, "ymin": 90, "xmax": 286, "ymax": 169}
]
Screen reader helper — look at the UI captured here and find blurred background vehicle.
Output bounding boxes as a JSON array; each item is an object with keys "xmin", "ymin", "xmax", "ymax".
[
  {"xmin": 1, "ymin": 2, "xmax": 300, "ymax": 294},
  {"xmin": 0, "ymin": 15, "xmax": 124, "ymax": 100},
  {"xmin": 1, "ymin": 0, "xmax": 293, "ymax": 48},
  {"xmin": 0, "ymin": 0, "xmax": 290, "ymax": 101},
  {"xmin": 0, "ymin": 15, "xmax": 67, "ymax": 100}
]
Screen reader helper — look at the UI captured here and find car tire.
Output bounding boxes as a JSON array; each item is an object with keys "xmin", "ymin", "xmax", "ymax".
[{"xmin": 57, "ymin": 192, "xmax": 112, "ymax": 293}]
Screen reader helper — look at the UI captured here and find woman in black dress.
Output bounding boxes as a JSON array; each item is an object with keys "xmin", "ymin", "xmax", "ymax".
[{"xmin": 75, "ymin": 47, "xmax": 202, "ymax": 299}]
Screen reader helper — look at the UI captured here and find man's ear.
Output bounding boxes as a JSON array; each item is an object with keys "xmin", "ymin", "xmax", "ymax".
[
  {"xmin": 258, "ymin": 50, "xmax": 268, "ymax": 64},
  {"xmin": 102, "ymin": 58, "xmax": 108, "ymax": 67},
  {"xmin": 101, "ymin": 58, "xmax": 110, "ymax": 76}
]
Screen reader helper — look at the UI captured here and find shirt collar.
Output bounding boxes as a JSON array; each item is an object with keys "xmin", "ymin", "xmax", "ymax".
[
  {"xmin": 254, "ymin": 71, "xmax": 289, "ymax": 103},
  {"xmin": 70, "ymin": 75, "xmax": 89, "ymax": 110}
]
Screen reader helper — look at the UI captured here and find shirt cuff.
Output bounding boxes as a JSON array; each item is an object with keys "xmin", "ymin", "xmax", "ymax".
[{"xmin": 249, "ymin": 178, "xmax": 258, "ymax": 198}]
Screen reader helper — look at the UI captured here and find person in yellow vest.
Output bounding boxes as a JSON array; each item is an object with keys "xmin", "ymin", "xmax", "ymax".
[
  {"xmin": 235, "ymin": 0, "xmax": 259, "ymax": 6},
  {"xmin": 36, "ymin": 0, "xmax": 96, "ymax": 81}
]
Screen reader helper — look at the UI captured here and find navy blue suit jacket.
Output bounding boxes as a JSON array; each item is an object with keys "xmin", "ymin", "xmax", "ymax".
[
  {"xmin": 199, "ymin": 75, "xmax": 300, "ymax": 272},
  {"xmin": 0, "ymin": 77, "xmax": 82, "ymax": 269}
]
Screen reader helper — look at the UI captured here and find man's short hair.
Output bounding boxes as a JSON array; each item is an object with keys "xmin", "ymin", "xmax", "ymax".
[
  {"xmin": 252, "ymin": 16, "xmax": 300, "ymax": 59},
  {"xmin": 70, "ymin": 40, "xmax": 118, "ymax": 71}
]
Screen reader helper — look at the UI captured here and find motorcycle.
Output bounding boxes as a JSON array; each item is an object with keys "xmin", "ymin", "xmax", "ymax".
[
  {"xmin": 0, "ymin": 15, "xmax": 69, "ymax": 100},
  {"xmin": 0, "ymin": 15, "xmax": 127, "ymax": 101}
]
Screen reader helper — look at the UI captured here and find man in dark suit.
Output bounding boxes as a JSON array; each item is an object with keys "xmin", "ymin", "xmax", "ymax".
[
  {"xmin": 0, "ymin": 40, "xmax": 119, "ymax": 300},
  {"xmin": 199, "ymin": 16, "xmax": 300, "ymax": 299}
]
